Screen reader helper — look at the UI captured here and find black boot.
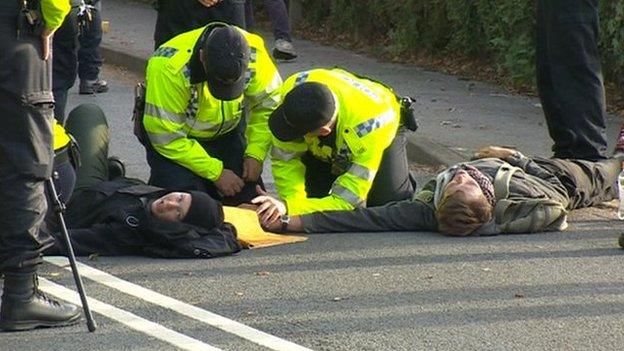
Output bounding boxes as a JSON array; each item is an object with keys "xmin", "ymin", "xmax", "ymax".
[{"xmin": 0, "ymin": 271, "xmax": 81, "ymax": 331}]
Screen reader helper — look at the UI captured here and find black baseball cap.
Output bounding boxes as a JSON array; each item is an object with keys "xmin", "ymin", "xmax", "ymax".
[
  {"xmin": 269, "ymin": 82, "xmax": 336, "ymax": 142},
  {"xmin": 201, "ymin": 25, "xmax": 250, "ymax": 101}
]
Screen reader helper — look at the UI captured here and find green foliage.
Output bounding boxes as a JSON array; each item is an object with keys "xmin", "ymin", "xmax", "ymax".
[{"xmin": 299, "ymin": 0, "xmax": 623, "ymax": 88}]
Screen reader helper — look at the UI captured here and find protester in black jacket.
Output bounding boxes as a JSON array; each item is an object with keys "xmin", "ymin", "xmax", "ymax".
[{"xmin": 45, "ymin": 104, "xmax": 242, "ymax": 258}]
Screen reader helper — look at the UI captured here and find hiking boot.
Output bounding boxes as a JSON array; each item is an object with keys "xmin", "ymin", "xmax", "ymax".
[
  {"xmin": 272, "ymin": 39, "xmax": 297, "ymax": 60},
  {"xmin": 79, "ymin": 78, "xmax": 109, "ymax": 94},
  {"xmin": 107, "ymin": 156, "xmax": 126, "ymax": 180},
  {"xmin": 0, "ymin": 271, "xmax": 81, "ymax": 332}
]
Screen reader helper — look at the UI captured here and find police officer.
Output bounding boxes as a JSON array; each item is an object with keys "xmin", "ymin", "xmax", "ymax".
[
  {"xmin": 254, "ymin": 68, "xmax": 415, "ymax": 223},
  {"xmin": 537, "ymin": 0, "xmax": 608, "ymax": 160},
  {"xmin": 0, "ymin": 0, "xmax": 81, "ymax": 331},
  {"xmin": 142, "ymin": 23, "xmax": 281, "ymax": 205},
  {"xmin": 154, "ymin": 0, "xmax": 245, "ymax": 49}
]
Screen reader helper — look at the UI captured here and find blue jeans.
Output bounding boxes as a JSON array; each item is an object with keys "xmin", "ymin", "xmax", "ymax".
[{"xmin": 245, "ymin": 0, "xmax": 292, "ymax": 41}]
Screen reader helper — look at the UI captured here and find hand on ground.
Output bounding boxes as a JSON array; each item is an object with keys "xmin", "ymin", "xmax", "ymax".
[{"xmin": 472, "ymin": 146, "xmax": 517, "ymax": 160}]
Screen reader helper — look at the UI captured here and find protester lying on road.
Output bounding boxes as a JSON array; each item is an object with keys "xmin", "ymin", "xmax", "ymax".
[
  {"xmin": 253, "ymin": 145, "xmax": 622, "ymax": 236},
  {"xmin": 44, "ymin": 104, "xmax": 242, "ymax": 258}
]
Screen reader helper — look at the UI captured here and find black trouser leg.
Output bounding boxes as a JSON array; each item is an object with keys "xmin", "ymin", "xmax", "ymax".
[
  {"xmin": 536, "ymin": 0, "xmax": 608, "ymax": 160},
  {"xmin": 52, "ymin": 8, "xmax": 79, "ymax": 122},
  {"xmin": 536, "ymin": 158, "xmax": 620, "ymax": 209},
  {"xmin": 78, "ymin": 2, "xmax": 103, "ymax": 81},
  {"xmin": 366, "ymin": 129, "xmax": 415, "ymax": 206},
  {"xmin": 146, "ymin": 122, "xmax": 260, "ymax": 206},
  {"xmin": 65, "ymin": 103, "xmax": 111, "ymax": 197},
  {"xmin": 0, "ymin": 5, "xmax": 55, "ymax": 271},
  {"xmin": 302, "ymin": 130, "xmax": 414, "ymax": 206}
]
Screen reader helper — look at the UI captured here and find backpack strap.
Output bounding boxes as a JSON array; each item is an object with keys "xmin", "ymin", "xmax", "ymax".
[{"xmin": 492, "ymin": 164, "xmax": 520, "ymax": 200}]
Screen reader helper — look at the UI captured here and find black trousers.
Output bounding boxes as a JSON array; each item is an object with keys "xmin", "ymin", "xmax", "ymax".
[
  {"xmin": 0, "ymin": 3, "xmax": 55, "ymax": 271},
  {"xmin": 52, "ymin": 6, "xmax": 79, "ymax": 121},
  {"xmin": 537, "ymin": 0, "xmax": 608, "ymax": 160},
  {"xmin": 78, "ymin": 0, "xmax": 103, "ymax": 81},
  {"xmin": 302, "ymin": 129, "xmax": 415, "ymax": 207},
  {"xmin": 145, "ymin": 121, "xmax": 261, "ymax": 206},
  {"xmin": 154, "ymin": 0, "xmax": 245, "ymax": 49}
]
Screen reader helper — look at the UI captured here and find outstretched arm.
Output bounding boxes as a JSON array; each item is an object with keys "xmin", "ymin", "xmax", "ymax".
[{"xmin": 299, "ymin": 199, "xmax": 437, "ymax": 233}]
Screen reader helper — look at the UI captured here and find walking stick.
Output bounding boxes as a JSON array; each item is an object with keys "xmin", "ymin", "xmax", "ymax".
[{"xmin": 46, "ymin": 173, "xmax": 97, "ymax": 332}]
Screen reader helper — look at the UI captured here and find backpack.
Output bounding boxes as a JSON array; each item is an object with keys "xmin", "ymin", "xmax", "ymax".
[{"xmin": 485, "ymin": 164, "xmax": 568, "ymax": 234}]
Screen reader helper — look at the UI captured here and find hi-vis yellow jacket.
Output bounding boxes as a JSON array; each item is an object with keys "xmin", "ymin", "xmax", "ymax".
[
  {"xmin": 41, "ymin": 0, "xmax": 71, "ymax": 31},
  {"xmin": 53, "ymin": 120, "xmax": 70, "ymax": 151},
  {"xmin": 143, "ymin": 25, "xmax": 282, "ymax": 181},
  {"xmin": 271, "ymin": 68, "xmax": 402, "ymax": 215}
]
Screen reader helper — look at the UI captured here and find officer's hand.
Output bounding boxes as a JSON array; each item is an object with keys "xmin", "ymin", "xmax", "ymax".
[
  {"xmin": 242, "ymin": 157, "xmax": 263, "ymax": 182},
  {"xmin": 41, "ymin": 27, "xmax": 55, "ymax": 60},
  {"xmin": 197, "ymin": 0, "xmax": 221, "ymax": 7},
  {"xmin": 251, "ymin": 185, "xmax": 286, "ymax": 225},
  {"xmin": 472, "ymin": 146, "xmax": 517, "ymax": 160},
  {"xmin": 214, "ymin": 169, "xmax": 244, "ymax": 197}
]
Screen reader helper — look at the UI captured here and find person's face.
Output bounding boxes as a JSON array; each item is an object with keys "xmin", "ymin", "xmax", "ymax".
[
  {"xmin": 443, "ymin": 170, "xmax": 486, "ymax": 203},
  {"xmin": 150, "ymin": 192, "xmax": 192, "ymax": 222}
]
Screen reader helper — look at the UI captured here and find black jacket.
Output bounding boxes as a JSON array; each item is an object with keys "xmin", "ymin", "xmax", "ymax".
[{"xmin": 46, "ymin": 178, "xmax": 242, "ymax": 258}]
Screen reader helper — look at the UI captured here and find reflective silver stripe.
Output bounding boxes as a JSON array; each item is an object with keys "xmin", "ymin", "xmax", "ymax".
[
  {"xmin": 147, "ymin": 130, "xmax": 186, "ymax": 145},
  {"xmin": 271, "ymin": 147, "xmax": 303, "ymax": 162},
  {"xmin": 348, "ymin": 163, "xmax": 375, "ymax": 182},
  {"xmin": 354, "ymin": 109, "xmax": 395, "ymax": 137},
  {"xmin": 331, "ymin": 184, "xmax": 364, "ymax": 207},
  {"xmin": 144, "ymin": 103, "xmax": 185, "ymax": 124},
  {"xmin": 188, "ymin": 117, "xmax": 240, "ymax": 133},
  {"xmin": 337, "ymin": 73, "xmax": 381, "ymax": 102},
  {"xmin": 245, "ymin": 69, "xmax": 256, "ymax": 86},
  {"xmin": 250, "ymin": 47, "xmax": 257, "ymax": 63},
  {"xmin": 294, "ymin": 71, "xmax": 309, "ymax": 85}
]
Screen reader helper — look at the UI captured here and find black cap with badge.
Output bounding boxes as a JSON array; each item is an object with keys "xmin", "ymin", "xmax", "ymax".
[
  {"xmin": 200, "ymin": 25, "xmax": 250, "ymax": 101},
  {"xmin": 269, "ymin": 82, "xmax": 336, "ymax": 142}
]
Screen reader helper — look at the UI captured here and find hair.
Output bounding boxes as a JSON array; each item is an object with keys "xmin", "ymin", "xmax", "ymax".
[{"xmin": 435, "ymin": 188, "xmax": 493, "ymax": 236}]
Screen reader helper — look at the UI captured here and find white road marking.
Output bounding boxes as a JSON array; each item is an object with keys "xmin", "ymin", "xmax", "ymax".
[
  {"xmin": 45, "ymin": 256, "xmax": 313, "ymax": 351},
  {"xmin": 39, "ymin": 278, "xmax": 222, "ymax": 351}
]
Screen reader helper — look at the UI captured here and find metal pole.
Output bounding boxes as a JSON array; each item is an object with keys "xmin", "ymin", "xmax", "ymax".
[{"xmin": 46, "ymin": 174, "xmax": 97, "ymax": 332}]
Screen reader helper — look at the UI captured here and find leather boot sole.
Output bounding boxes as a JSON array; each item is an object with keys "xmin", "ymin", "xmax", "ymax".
[{"xmin": 0, "ymin": 312, "xmax": 81, "ymax": 332}]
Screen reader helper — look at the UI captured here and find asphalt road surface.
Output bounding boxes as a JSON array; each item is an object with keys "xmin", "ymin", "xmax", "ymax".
[{"xmin": 2, "ymin": 66, "xmax": 624, "ymax": 351}]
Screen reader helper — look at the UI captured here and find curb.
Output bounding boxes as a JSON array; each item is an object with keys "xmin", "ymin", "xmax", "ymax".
[{"xmin": 100, "ymin": 46, "xmax": 463, "ymax": 167}]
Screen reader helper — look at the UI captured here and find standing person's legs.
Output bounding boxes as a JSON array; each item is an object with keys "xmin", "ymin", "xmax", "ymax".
[
  {"xmin": 264, "ymin": 0, "xmax": 296, "ymax": 59},
  {"xmin": 0, "ymin": 3, "xmax": 80, "ymax": 331},
  {"xmin": 154, "ymin": 0, "xmax": 245, "ymax": 49},
  {"xmin": 366, "ymin": 129, "xmax": 415, "ymax": 207},
  {"xmin": 78, "ymin": 0, "xmax": 107, "ymax": 94},
  {"xmin": 537, "ymin": 0, "xmax": 608, "ymax": 160},
  {"xmin": 244, "ymin": 0, "xmax": 255, "ymax": 30},
  {"xmin": 263, "ymin": 0, "xmax": 291, "ymax": 41},
  {"xmin": 52, "ymin": 9, "xmax": 79, "ymax": 122},
  {"xmin": 536, "ymin": 158, "xmax": 620, "ymax": 209},
  {"xmin": 65, "ymin": 103, "xmax": 111, "ymax": 196}
]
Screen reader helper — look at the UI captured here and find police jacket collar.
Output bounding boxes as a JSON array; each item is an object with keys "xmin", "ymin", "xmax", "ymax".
[{"xmin": 189, "ymin": 27, "xmax": 210, "ymax": 84}]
